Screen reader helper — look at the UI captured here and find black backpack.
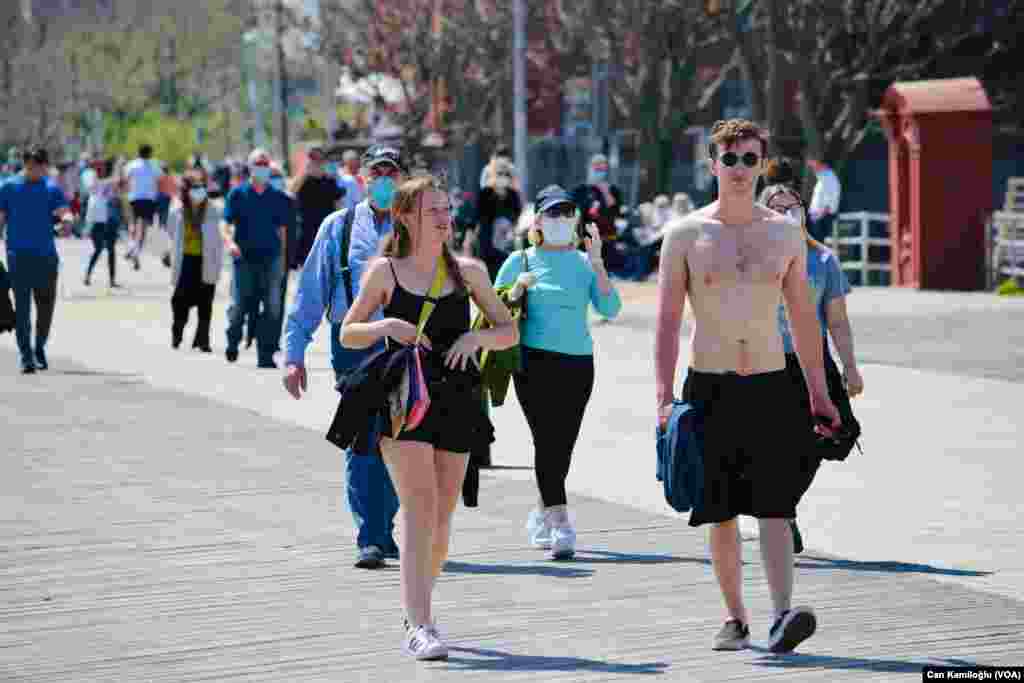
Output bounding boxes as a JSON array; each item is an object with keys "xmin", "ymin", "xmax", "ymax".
[{"xmin": 327, "ymin": 207, "xmax": 358, "ymax": 319}]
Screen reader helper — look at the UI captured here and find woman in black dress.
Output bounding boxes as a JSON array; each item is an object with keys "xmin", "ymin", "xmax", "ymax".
[{"xmin": 341, "ymin": 174, "xmax": 517, "ymax": 661}]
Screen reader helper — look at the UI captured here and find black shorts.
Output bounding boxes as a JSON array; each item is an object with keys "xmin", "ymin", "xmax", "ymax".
[
  {"xmin": 682, "ymin": 366, "xmax": 820, "ymax": 527},
  {"xmin": 130, "ymin": 199, "xmax": 157, "ymax": 224},
  {"xmin": 385, "ymin": 374, "xmax": 493, "ymax": 454}
]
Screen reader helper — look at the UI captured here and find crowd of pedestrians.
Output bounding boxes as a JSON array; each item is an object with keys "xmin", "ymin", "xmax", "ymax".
[{"xmin": 1, "ymin": 119, "xmax": 864, "ymax": 663}]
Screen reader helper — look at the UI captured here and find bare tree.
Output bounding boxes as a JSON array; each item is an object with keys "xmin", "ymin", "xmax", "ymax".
[
  {"xmin": 559, "ymin": 0, "xmax": 713, "ymax": 196},
  {"xmin": 1, "ymin": 0, "xmax": 247, "ymax": 155},
  {"xmin": 318, "ymin": 0, "xmax": 558, "ymax": 154},
  {"xmin": 704, "ymin": 0, "xmax": 1022, "ymax": 169}
]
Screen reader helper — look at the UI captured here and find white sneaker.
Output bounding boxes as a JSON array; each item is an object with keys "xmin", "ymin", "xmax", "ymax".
[
  {"xmin": 403, "ymin": 621, "xmax": 448, "ymax": 661},
  {"xmin": 549, "ymin": 524, "xmax": 576, "ymax": 560},
  {"xmin": 526, "ymin": 509, "xmax": 552, "ymax": 549}
]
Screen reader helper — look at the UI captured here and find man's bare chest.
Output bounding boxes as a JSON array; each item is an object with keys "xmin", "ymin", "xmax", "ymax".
[{"xmin": 688, "ymin": 228, "xmax": 789, "ymax": 287}]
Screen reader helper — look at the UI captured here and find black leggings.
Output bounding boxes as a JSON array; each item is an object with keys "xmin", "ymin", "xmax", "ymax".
[
  {"xmin": 86, "ymin": 222, "xmax": 117, "ymax": 283},
  {"xmin": 513, "ymin": 347, "xmax": 595, "ymax": 507}
]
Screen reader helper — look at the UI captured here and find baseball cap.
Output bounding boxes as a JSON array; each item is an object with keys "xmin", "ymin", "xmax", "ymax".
[
  {"xmin": 534, "ymin": 185, "xmax": 575, "ymax": 214},
  {"xmin": 361, "ymin": 144, "xmax": 407, "ymax": 173},
  {"xmin": 22, "ymin": 147, "xmax": 49, "ymax": 165}
]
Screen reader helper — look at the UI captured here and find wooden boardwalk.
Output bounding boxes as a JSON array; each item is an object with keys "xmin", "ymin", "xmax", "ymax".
[{"xmin": 3, "ymin": 350, "xmax": 1023, "ymax": 682}]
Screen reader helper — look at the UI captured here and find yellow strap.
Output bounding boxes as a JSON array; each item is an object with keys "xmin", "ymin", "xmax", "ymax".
[{"xmin": 414, "ymin": 256, "xmax": 447, "ymax": 344}]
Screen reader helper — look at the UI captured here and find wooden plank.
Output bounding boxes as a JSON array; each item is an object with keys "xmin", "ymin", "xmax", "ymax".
[{"xmin": 3, "ymin": 353, "xmax": 1023, "ymax": 682}]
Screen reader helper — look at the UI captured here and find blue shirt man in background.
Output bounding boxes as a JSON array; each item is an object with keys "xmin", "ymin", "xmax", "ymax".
[
  {"xmin": 283, "ymin": 145, "xmax": 406, "ymax": 569},
  {"xmin": 337, "ymin": 149, "xmax": 365, "ymax": 212},
  {"xmin": 220, "ymin": 148, "xmax": 293, "ymax": 368},
  {"xmin": 0, "ymin": 147, "xmax": 71, "ymax": 374}
]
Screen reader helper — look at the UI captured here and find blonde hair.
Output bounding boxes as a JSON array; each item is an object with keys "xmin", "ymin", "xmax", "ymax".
[
  {"xmin": 384, "ymin": 174, "xmax": 467, "ymax": 294},
  {"xmin": 485, "ymin": 158, "xmax": 515, "ymax": 190},
  {"xmin": 527, "ymin": 221, "xmax": 545, "ymax": 247}
]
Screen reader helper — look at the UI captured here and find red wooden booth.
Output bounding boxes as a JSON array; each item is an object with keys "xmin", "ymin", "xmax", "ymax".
[{"xmin": 875, "ymin": 77, "xmax": 992, "ymax": 290}]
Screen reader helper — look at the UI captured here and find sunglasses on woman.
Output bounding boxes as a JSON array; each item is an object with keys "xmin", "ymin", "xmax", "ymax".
[
  {"xmin": 719, "ymin": 152, "xmax": 761, "ymax": 168},
  {"xmin": 543, "ymin": 204, "xmax": 578, "ymax": 219}
]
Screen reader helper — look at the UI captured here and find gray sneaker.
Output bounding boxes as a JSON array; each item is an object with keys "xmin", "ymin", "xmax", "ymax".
[
  {"xmin": 768, "ymin": 606, "xmax": 817, "ymax": 653},
  {"xmin": 354, "ymin": 545, "xmax": 386, "ymax": 569},
  {"xmin": 712, "ymin": 619, "xmax": 750, "ymax": 651},
  {"xmin": 712, "ymin": 618, "xmax": 753, "ymax": 651}
]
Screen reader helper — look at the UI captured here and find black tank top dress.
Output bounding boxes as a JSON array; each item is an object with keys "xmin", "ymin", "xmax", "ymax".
[{"xmin": 381, "ymin": 258, "xmax": 492, "ymax": 452}]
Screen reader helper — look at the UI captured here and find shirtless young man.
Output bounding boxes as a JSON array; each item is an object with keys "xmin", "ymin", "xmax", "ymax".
[{"xmin": 654, "ymin": 119, "xmax": 841, "ymax": 653}]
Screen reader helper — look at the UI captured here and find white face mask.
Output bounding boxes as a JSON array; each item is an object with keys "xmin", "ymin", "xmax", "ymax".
[
  {"xmin": 542, "ymin": 216, "xmax": 576, "ymax": 246},
  {"xmin": 189, "ymin": 188, "xmax": 207, "ymax": 203},
  {"xmin": 785, "ymin": 207, "xmax": 804, "ymax": 225}
]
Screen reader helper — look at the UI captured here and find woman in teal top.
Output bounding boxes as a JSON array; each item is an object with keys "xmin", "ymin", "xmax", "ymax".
[{"xmin": 495, "ymin": 185, "xmax": 622, "ymax": 560}]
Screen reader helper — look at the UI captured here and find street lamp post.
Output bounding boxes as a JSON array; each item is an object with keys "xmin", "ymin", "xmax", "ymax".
[{"xmin": 513, "ymin": 0, "xmax": 528, "ymax": 202}]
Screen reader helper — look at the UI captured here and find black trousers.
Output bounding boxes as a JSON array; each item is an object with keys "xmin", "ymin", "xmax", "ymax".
[
  {"xmin": 172, "ymin": 254, "xmax": 216, "ymax": 347},
  {"xmin": 513, "ymin": 347, "xmax": 595, "ymax": 507},
  {"xmin": 7, "ymin": 251, "xmax": 58, "ymax": 362}
]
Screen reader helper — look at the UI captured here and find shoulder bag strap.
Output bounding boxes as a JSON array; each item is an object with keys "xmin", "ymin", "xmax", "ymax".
[
  {"xmin": 338, "ymin": 207, "xmax": 358, "ymax": 306},
  {"xmin": 414, "ymin": 255, "xmax": 448, "ymax": 345},
  {"xmin": 520, "ymin": 249, "xmax": 529, "ymax": 318}
]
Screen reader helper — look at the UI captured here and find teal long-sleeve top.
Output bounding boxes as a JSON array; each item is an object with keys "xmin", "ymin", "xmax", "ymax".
[{"xmin": 495, "ymin": 247, "xmax": 622, "ymax": 356}]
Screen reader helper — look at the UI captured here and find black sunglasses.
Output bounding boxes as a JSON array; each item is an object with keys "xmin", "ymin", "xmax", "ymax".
[
  {"xmin": 719, "ymin": 152, "xmax": 761, "ymax": 168},
  {"xmin": 543, "ymin": 204, "xmax": 577, "ymax": 219}
]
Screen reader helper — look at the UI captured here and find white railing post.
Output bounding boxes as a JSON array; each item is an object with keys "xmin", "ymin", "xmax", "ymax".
[{"xmin": 829, "ymin": 212, "xmax": 891, "ymax": 286}]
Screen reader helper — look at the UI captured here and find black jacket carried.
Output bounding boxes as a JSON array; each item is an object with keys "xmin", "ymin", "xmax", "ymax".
[{"xmin": 325, "ymin": 345, "xmax": 409, "ymax": 454}]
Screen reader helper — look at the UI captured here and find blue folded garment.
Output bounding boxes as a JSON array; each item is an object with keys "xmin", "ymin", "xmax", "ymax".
[{"xmin": 655, "ymin": 400, "xmax": 706, "ymax": 514}]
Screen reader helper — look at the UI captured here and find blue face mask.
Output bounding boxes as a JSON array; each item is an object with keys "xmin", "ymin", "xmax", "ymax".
[
  {"xmin": 369, "ymin": 176, "xmax": 396, "ymax": 210},
  {"xmin": 324, "ymin": 163, "xmax": 338, "ymax": 176},
  {"xmin": 251, "ymin": 166, "xmax": 271, "ymax": 184},
  {"xmin": 269, "ymin": 177, "xmax": 285, "ymax": 191},
  {"xmin": 590, "ymin": 169, "xmax": 608, "ymax": 183}
]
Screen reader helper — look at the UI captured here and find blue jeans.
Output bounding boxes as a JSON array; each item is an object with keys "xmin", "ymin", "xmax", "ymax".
[
  {"xmin": 6, "ymin": 251, "xmax": 58, "ymax": 364},
  {"xmin": 226, "ymin": 256, "xmax": 282, "ymax": 362},
  {"xmin": 332, "ymin": 323, "xmax": 400, "ymax": 551}
]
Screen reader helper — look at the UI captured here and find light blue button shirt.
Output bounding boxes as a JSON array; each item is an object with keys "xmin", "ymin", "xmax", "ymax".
[
  {"xmin": 284, "ymin": 200, "xmax": 392, "ymax": 367},
  {"xmin": 339, "ymin": 173, "xmax": 365, "ymax": 212}
]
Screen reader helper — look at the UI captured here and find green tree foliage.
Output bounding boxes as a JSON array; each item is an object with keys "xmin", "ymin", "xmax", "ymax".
[{"xmin": 104, "ymin": 111, "xmax": 199, "ymax": 172}]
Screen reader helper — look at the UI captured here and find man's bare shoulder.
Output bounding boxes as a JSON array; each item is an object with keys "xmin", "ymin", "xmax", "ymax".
[{"xmin": 664, "ymin": 209, "xmax": 714, "ymax": 245}]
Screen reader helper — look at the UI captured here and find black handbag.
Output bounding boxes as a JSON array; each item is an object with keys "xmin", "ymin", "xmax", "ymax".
[{"xmin": 815, "ymin": 350, "xmax": 862, "ymax": 461}]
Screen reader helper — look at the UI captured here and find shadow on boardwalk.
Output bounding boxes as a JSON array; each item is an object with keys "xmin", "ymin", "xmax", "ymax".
[{"xmin": 448, "ymin": 646, "xmax": 669, "ymax": 675}]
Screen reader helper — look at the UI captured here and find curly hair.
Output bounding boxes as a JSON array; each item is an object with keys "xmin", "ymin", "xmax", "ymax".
[{"xmin": 708, "ymin": 119, "xmax": 768, "ymax": 160}]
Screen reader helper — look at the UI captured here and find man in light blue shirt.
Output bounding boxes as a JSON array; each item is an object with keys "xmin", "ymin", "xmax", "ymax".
[
  {"xmin": 283, "ymin": 145, "xmax": 406, "ymax": 569},
  {"xmin": 337, "ymin": 149, "xmax": 365, "ymax": 212}
]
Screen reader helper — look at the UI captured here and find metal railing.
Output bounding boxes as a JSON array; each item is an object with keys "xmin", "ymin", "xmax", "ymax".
[
  {"xmin": 990, "ymin": 210, "xmax": 1024, "ymax": 287},
  {"xmin": 825, "ymin": 212, "xmax": 891, "ymax": 287}
]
